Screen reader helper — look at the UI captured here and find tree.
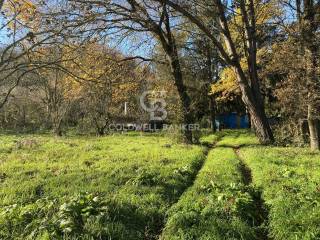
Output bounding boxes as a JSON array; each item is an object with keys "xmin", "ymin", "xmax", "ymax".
[
  {"xmin": 151, "ymin": 27, "xmax": 220, "ymax": 130},
  {"xmin": 67, "ymin": 0, "xmax": 195, "ymax": 142},
  {"xmin": 0, "ymin": 0, "xmax": 84, "ymax": 110},
  {"xmin": 272, "ymin": 0, "xmax": 320, "ymax": 150},
  {"xmin": 210, "ymin": 0, "xmax": 281, "ymax": 127},
  {"xmin": 71, "ymin": 43, "xmax": 146, "ymax": 135},
  {"xmin": 180, "ymin": 27, "xmax": 221, "ymax": 132},
  {"xmin": 0, "ymin": 0, "xmax": 5, "ymax": 11},
  {"xmin": 298, "ymin": 0, "xmax": 320, "ymax": 150},
  {"xmin": 159, "ymin": 0, "xmax": 275, "ymax": 144}
]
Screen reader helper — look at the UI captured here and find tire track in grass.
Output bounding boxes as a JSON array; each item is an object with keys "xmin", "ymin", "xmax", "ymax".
[
  {"xmin": 161, "ymin": 147, "xmax": 259, "ymax": 239},
  {"xmin": 234, "ymin": 147, "xmax": 270, "ymax": 240},
  {"xmin": 160, "ymin": 132, "xmax": 270, "ymax": 240},
  {"xmin": 235, "ymin": 148, "xmax": 252, "ymax": 185},
  {"xmin": 179, "ymin": 133, "xmax": 224, "ymax": 202},
  {"xmin": 156, "ymin": 135, "xmax": 222, "ymax": 239},
  {"xmin": 152, "ymin": 147, "xmax": 211, "ymax": 240}
]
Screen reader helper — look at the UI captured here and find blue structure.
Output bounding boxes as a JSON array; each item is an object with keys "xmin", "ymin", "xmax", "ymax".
[{"xmin": 216, "ymin": 113, "xmax": 249, "ymax": 129}]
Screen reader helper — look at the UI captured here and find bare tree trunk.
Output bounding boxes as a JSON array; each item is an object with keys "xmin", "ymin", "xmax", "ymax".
[
  {"xmin": 300, "ymin": 0, "xmax": 320, "ymax": 150},
  {"xmin": 306, "ymin": 48, "xmax": 320, "ymax": 151},
  {"xmin": 214, "ymin": 0, "xmax": 273, "ymax": 143},
  {"xmin": 306, "ymin": 51, "xmax": 320, "ymax": 150},
  {"xmin": 53, "ymin": 119, "xmax": 63, "ymax": 136},
  {"xmin": 209, "ymin": 95, "xmax": 217, "ymax": 132},
  {"xmin": 206, "ymin": 45, "xmax": 217, "ymax": 133},
  {"xmin": 234, "ymin": 65, "xmax": 274, "ymax": 144},
  {"xmin": 0, "ymin": 0, "xmax": 5, "ymax": 11},
  {"xmin": 158, "ymin": 5, "xmax": 193, "ymax": 143},
  {"xmin": 233, "ymin": 0, "xmax": 273, "ymax": 143},
  {"xmin": 308, "ymin": 105, "xmax": 319, "ymax": 151},
  {"xmin": 248, "ymin": 113, "xmax": 255, "ymax": 132},
  {"xmin": 167, "ymin": 53, "xmax": 193, "ymax": 143}
]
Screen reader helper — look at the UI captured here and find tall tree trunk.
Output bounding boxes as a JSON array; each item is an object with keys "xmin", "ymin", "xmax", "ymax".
[
  {"xmin": 300, "ymin": 0, "xmax": 320, "ymax": 150},
  {"xmin": 306, "ymin": 49, "xmax": 319, "ymax": 150},
  {"xmin": 157, "ymin": 5, "xmax": 193, "ymax": 143},
  {"xmin": 163, "ymin": 0, "xmax": 274, "ymax": 144},
  {"xmin": 305, "ymin": 49, "xmax": 320, "ymax": 151},
  {"xmin": 234, "ymin": 64, "xmax": 274, "ymax": 144},
  {"xmin": 53, "ymin": 120, "xmax": 63, "ymax": 136},
  {"xmin": 308, "ymin": 105, "xmax": 319, "ymax": 151},
  {"xmin": 217, "ymin": 0, "xmax": 274, "ymax": 144},
  {"xmin": 206, "ymin": 45, "xmax": 217, "ymax": 133},
  {"xmin": 209, "ymin": 95, "xmax": 217, "ymax": 132},
  {"xmin": 0, "ymin": 0, "xmax": 5, "ymax": 11},
  {"xmin": 167, "ymin": 53, "xmax": 193, "ymax": 143}
]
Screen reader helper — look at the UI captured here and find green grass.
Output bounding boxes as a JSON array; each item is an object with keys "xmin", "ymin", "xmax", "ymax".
[
  {"xmin": 215, "ymin": 130, "xmax": 259, "ymax": 148},
  {"xmin": 161, "ymin": 147, "xmax": 264, "ymax": 240},
  {"xmin": 199, "ymin": 131, "xmax": 225, "ymax": 146},
  {"xmin": 240, "ymin": 146, "xmax": 320, "ymax": 240},
  {"xmin": 163, "ymin": 131, "xmax": 320, "ymax": 240},
  {"xmin": 0, "ymin": 133, "xmax": 205, "ymax": 239},
  {"xmin": 1, "ymin": 130, "xmax": 320, "ymax": 240}
]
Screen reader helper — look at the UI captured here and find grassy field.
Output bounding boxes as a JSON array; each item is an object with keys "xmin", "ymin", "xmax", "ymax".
[
  {"xmin": 0, "ymin": 133, "xmax": 205, "ymax": 239},
  {"xmin": 161, "ymin": 147, "xmax": 265, "ymax": 240},
  {"xmin": 240, "ymin": 146, "xmax": 320, "ymax": 240},
  {"xmin": 161, "ymin": 131, "xmax": 320, "ymax": 240},
  {"xmin": 0, "ymin": 131, "xmax": 320, "ymax": 240}
]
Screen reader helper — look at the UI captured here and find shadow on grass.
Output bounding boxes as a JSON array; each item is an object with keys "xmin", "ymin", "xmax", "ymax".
[
  {"xmin": 234, "ymin": 148, "xmax": 270, "ymax": 240},
  {"xmin": 0, "ymin": 193, "xmax": 166, "ymax": 240},
  {"xmin": 217, "ymin": 143, "xmax": 261, "ymax": 148}
]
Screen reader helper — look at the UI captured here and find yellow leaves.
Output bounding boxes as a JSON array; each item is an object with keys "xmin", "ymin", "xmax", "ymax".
[
  {"xmin": 30, "ymin": 41, "xmax": 148, "ymax": 115},
  {"xmin": 255, "ymin": 0, "xmax": 283, "ymax": 26},
  {"xmin": 211, "ymin": 67, "xmax": 240, "ymax": 102},
  {"xmin": 211, "ymin": 58, "xmax": 249, "ymax": 102},
  {"xmin": 214, "ymin": 0, "xmax": 284, "ymax": 104},
  {"xmin": 226, "ymin": 0, "xmax": 283, "ymax": 56},
  {"xmin": 60, "ymin": 42, "xmax": 146, "ymax": 107},
  {"xmin": 60, "ymin": 43, "xmax": 110, "ymax": 82},
  {"xmin": 3, "ymin": 0, "xmax": 38, "ymax": 26},
  {"xmin": 62, "ymin": 75, "xmax": 83, "ymax": 100}
]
